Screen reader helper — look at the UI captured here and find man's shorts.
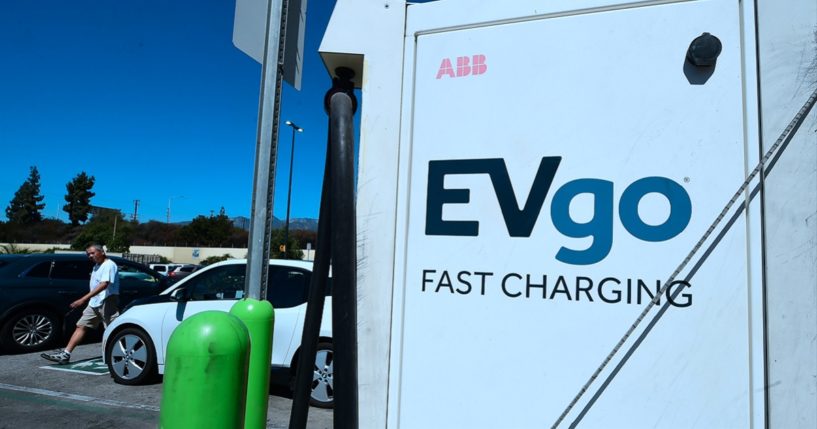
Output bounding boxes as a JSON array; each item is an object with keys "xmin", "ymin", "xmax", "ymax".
[{"xmin": 77, "ymin": 295, "xmax": 120, "ymax": 329}]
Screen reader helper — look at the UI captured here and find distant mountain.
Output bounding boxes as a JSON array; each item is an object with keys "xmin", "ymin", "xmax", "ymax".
[
  {"xmin": 230, "ymin": 216, "xmax": 318, "ymax": 232},
  {"xmin": 288, "ymin": 218, "xmax": 319, "ymax": 231},
  {"xmin": 230, "ymin": 216, "xmax": 253, "ymax": 230}
]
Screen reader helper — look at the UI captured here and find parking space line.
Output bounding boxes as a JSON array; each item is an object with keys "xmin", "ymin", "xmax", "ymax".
[{"xmin": 0, "ymin": 383, "xmax": 160, "ymax": 412}]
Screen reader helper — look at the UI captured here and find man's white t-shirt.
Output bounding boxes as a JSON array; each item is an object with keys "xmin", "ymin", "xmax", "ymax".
[{"xmin": 89, "ymin": 258, "xmax": 120, "ymax": 308}]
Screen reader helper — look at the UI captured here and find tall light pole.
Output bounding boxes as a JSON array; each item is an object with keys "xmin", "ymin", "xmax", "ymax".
[
  {"xmin": 283, "ymin": 120, "xmax": 303, "ymax": 258},
  {"xmin": 167, "ymin": 195, "xmax": 185, "ymax": 224}
]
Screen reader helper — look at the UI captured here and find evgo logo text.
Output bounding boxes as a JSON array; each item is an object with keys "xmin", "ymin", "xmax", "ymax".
[{"xmin": 425, "ymin": 157, "xmax": 692, "ymax": 265}]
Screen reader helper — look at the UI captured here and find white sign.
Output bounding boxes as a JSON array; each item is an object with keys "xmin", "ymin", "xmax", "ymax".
[
  {"xmin": 233, "ymin": 0, "xmax": 307, "ymax": 90},
  {"xmin": 390, "ymin": 0, "xmax": 763, "ymax": 427}
]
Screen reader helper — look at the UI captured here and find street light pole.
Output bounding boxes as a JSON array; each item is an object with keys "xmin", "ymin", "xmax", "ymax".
[{"xmin": 283, "ymin": 120, "xmax": 303, "ymax": 258}]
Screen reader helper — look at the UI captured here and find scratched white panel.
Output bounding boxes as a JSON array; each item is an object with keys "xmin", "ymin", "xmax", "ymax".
[{"xmin": 391, "ymin": 0, "xmax": 760, "ymax": 427}]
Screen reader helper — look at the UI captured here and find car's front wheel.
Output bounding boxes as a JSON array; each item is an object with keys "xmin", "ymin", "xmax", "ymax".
[
  {"xmin": 310, "ymin": 342, "xmax": 334, "ymax": 408},
  {"xmin": 106, "ymin": 327, "xmax": 157, "ymax": 385},
  {"xmin": 0, "ymin": 308, "xmax": 60, "ymax": 353}
]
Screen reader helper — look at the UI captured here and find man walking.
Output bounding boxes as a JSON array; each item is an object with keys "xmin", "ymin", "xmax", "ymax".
[{"xmin": 41, "ymin": 244, "xmax": 120, "ymax": 364}]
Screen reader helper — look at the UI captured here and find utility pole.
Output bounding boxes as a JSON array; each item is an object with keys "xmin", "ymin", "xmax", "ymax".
[
  {"xmin": 112, "ymin": 215, "xmax": 118, "ymax": 246},
  {"xmin": 132, "ymin": 200, "xmax": 140, "ymax": 222},
  {"xmin": 167, "ymin": 195, "xmax": 185, "ymax": 224}
]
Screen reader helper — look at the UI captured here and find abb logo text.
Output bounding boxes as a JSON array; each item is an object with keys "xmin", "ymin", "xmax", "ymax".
[{"xmin": 436, "ymin": 55, "xmax": 487, "ymax": 79}]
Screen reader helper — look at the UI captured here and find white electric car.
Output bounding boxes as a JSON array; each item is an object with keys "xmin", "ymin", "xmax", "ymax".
[{"xmin": 101, "ymin": 259, "xmax": 334, "ymax": 407}]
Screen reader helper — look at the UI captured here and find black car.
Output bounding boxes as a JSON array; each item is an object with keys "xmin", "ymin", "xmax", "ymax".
[{"xmin": 0, "ymin": 253, "xmax": 170, "ymax": 353}]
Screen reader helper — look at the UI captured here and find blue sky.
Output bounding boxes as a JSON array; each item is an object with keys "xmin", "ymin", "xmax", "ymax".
[{"xmin": 0, "ymin": 0, "xmax": 340, "ymax": 223}]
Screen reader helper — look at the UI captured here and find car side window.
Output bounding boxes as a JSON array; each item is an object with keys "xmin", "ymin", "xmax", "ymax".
[
  {"xmin": 267, "ymin": 267, "xmax": 309, "ymax": 309},
  {"xmin": 51, "ymin": 260, "xmax": 93, "ymax": 280},
  {"xmin": 25, "ymin": 261, "xmax": 52, "ymax": 278},
  {"xmin": 118, "ymin": 263, "xmax": 160, "ymax": 284},
  {"xmin": 188, "ymin": 265, "xmax": 245, "ymax": 301}
]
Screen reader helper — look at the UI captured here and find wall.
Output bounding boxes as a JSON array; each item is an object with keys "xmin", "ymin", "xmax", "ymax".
[
  {"xmin": 0, "ymin": 243, "xmax": 71, "ymax": 252},
  {"xmin": 129, "ymin": 245, "xmax": 246, "ymax": 264}
]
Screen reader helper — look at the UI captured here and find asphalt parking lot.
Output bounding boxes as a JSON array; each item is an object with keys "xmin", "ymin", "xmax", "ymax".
[{"xmin": 0, "ymin": 343, "xmax": 332, "ymax": 429}]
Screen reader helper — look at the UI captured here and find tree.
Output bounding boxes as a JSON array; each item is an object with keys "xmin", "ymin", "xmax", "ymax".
[
  {"xmin": 200, "ymin": 254, "xmax": 234, "ymax": 266},
  {"xmin": 132, "ymin": 221, "xmax": 183, "ymax": 246},
  {"xmin": 271, "ymin": 227, "xmax": 304, "ymax": 260},
  {"xmin": 5, "ymin": 166, "xmax": 45, "ymax": 224},
  {"xmin": 71, "ymin": 209, "xmax": 133, "ymax": 253},
  {"xmin": 292, "ymin": 229, "xmax": 317, "ymax": 249},
  {"xmin": 63, "ymin": 172, "xmax": 95, "ymax": 226},
  {"xmin": 0, "ymin": 218, "xmax": 73, "ymax": 244},
  {"xmin": 179, "ymin": 207, "xmax": 235, "ymax": 246}
]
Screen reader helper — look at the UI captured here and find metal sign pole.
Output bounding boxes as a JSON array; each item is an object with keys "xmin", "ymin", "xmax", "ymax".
[{"xmin": 245, "ymin": 0, "xmax": 285, "ymax": 299}]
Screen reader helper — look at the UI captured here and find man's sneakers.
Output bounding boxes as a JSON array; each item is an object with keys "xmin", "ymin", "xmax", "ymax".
[{"xmin": 41, "ymin": 350, "xmax": 71, "ymax": 364}]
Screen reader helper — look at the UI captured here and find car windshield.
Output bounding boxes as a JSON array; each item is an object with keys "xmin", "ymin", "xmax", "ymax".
[{"xmin": 178, "ymin": 263, "xmax": 327, "ymax": 307}]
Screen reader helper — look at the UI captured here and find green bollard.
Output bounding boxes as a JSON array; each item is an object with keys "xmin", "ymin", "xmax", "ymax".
[
  {"xmin": 160, "ymin": 311, "xmax": 250, "ymax": 429},
  {"xmin": 230, "ymin": 299, "xmax": 275, "ymax": 429}
]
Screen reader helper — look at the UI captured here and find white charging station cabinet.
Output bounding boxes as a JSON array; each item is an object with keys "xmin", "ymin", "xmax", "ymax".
[{"xmin": 319, "ymin": 1, "xmax": 817, "ymax": 427}]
